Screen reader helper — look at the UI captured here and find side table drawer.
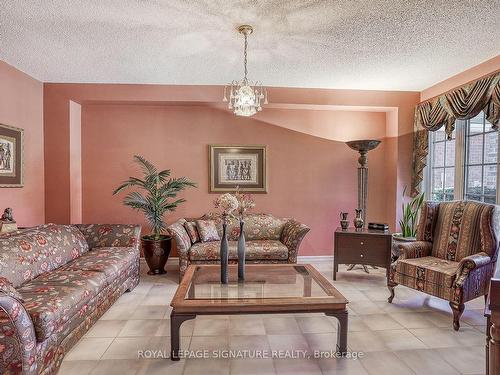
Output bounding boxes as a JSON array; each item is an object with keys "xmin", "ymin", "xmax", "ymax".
[{"xmin": 336, "ymin": 235, "xmax": 388, "ymax": 264}]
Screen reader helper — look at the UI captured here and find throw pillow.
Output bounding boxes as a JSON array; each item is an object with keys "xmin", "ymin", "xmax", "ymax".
[
  {"xmin": 184, "ymin": 221, "xmax": 201, "ymax": 244},
  {"xmin": 196, "ymin": 220, "xmax": 220, "ymax": 242},
  {"xmin": 0, "ymin": 277, "xmax": 24, "ymax": 301}
]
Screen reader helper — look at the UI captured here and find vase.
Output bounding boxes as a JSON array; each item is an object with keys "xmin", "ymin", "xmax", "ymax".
[
  {"xmin": 353, "ymin": 208, "xmax": 364, "ymax": 229},
  {"xmin": 391, "ymin": 233, "xmax": 416, "ymax": 262},
  {"xmin": 237, "ymin": 220, "xmax": 246, "ymax": 281},
  {"xmin": 141, "ymin": 235, "xmax": 171, "ymax": 275},
  {"xmin": 339, "ymin": 212, "xmax": 349, "ymax": 230},
  {"xmin": 220, "ymin": 222, "xmax": 229, "ymax": 284}
]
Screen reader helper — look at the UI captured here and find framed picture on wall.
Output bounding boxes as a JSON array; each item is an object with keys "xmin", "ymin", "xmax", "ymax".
[
  {"xmin": 0, "ymin": 124, "xmax": 24, "ymax": 187},
  {"xmin": 209, "ymin": 145, "xmax": 267, "ymax": 193}
]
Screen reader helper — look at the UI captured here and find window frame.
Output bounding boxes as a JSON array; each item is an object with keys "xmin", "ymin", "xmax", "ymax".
[{"xmin": 424, "ymin": 116, "xmax": 500, "ymax": 204}]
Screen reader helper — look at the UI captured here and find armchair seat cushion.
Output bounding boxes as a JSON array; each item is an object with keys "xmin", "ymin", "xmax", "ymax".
[
  {"xmin": 18, "ymin": 269, "xmax": 107, "ymax": 341},
  {"xmin": 395, "ymin": 256, "xmax": 459, "ymax": 288},
  {"xmin": 189, "ymin": 240, "xmax": 289, "ymax": 261},
  {"xmin": 59, "ymin": 247, "xmax": 137, "ymax": 280}
]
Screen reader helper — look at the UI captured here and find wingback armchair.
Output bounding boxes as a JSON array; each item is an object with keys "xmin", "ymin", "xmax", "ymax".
[{"xmin": 388, "ymin": 200, "xmax": 499, "ymax": 330}]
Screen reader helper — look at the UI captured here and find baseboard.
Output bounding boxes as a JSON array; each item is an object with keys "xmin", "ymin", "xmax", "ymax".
[
  {"xmin": 167, "ymin": 257, "xmax": 179, "ymax": 265},
  {"xmin": 164, "ymin": 255, "xmax": 333, "ymax": 265},
  {"xmin": 298, "ymin": 255, "xmax": 333, "ymax": 262}
]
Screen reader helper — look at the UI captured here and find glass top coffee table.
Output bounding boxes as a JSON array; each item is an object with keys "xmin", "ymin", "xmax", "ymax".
[{"xmin": 170, "ymin": 264, "xmax": 349, "ymax": 360}]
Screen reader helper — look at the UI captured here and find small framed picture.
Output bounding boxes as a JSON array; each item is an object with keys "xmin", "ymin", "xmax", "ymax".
[
  {"xmin": 209, "ymin": 145, "xmax": 267, "ymax": 193},
  {"xmin": 0, "ymin": 124, "xmax": 24, "ymax": 187}
]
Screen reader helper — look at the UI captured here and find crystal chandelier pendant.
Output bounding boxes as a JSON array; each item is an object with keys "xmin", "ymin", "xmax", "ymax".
[{"xmin": 223, "ymin": 25, "xmax": 268, "ymax": 117}]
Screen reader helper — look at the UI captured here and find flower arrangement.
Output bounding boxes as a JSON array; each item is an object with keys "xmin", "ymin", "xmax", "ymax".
[
  {"xmin": 214, "ymin": 193, "xmax": 239, "ymax": 221},
  {"xmin": 233, "ymin": 187, "xmax": 255, "ymax": 220}
]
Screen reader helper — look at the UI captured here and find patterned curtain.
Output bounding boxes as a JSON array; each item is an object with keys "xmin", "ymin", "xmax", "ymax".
[{"xmin": 412, "ymin": 71, "xmax": 500, "ymax": 195}]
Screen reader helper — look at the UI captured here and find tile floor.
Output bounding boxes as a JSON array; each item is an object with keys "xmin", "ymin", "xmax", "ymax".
[{"xmin": 59, "ymin": 260, "xmax": 487, "ymax": 375}]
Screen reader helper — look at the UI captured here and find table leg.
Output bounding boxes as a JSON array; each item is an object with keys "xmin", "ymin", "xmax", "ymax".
[
  {"xmin": 304, "ymin": 274, "xmax": 312, "ymax": 297},
  {"xmin": 170, "ymin": 312, "xmax": 196, "ymax": 361},
  {"xmin": 326, "ymin": 309, "xmax": 348, "ymax": 354}
]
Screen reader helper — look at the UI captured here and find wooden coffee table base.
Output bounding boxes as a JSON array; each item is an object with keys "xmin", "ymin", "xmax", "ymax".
[
  {"xmin": 170, "ymin": 309, "xmax": 348, "ymax": 361},
  {"xmin": 169, "ymin": 264, "xmax": 349, "ymax": 361}
]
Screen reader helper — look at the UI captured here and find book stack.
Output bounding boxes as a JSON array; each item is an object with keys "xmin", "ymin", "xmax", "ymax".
[{"xmin": 368, "ymin": 222, "xmax": 389, "ymax": 231}]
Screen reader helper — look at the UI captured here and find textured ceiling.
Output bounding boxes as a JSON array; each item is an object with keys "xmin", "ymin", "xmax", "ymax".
[{"xmin": 1, "ymin": 0, "xmax": 499, "ymax": 90}]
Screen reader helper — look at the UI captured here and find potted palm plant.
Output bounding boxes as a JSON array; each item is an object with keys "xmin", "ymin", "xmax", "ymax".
[
  {"xmin": 392, "ymin": 187, "xmax": 425, "ymax": 261},
  {"xmin": 113, "ymin": 155, "xmax": 196, "ymax": 275}
]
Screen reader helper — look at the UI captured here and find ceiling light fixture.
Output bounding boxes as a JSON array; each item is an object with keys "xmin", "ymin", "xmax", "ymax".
[{"xmin": 223, "ymin": 25, "xmax": 268, "ymax": 117}]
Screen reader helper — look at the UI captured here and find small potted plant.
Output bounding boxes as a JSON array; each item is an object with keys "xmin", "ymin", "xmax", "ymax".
[
  {"xmin": 392, "ymin": 187, "xmax": 425, "ymax": 261},
  {"xmin": 113, "ymin": 155, "xmax": 196, "ymax": 275}
]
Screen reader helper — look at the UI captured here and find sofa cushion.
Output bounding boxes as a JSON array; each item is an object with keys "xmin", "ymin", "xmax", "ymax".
[
  {"xmin": 199, "ymin": 213, "xmax": 287, "ymax": 241},
  {"xmin": 395, "ymin": 256, "xmax": 459, "ymax": 288},
  {"xmin": 0, "ymin": 224, "xmax": 89, "ymax": 288},
  {"xmin": 59, "ymin": 247, "xmax": 138, "ymax": 280},
  {"xmin": 244, "ymin": 214, "xmax": 287, "ymax": 241},
  {"xmin": 196, "ymin": 220, "xmax": 220, "ymax": 242},
  {"xmin": 184, "ymin": 221, "xmax": 200, "ymax": 244},
  {"xmin": 18, "ymin": 269, "xmax": 106, "ymax": 341},
  {"xmin": 75, "ymin": 224, "xmax": 140, "ymax": 249},
  {"xmin": 189, "ymin": 240, "xmax": 289, "ymax": 261}
]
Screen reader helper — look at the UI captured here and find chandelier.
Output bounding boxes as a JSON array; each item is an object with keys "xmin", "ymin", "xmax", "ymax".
[{"xmin": 223, "ymin": 25, "xmax": 268, "ymax": 117}]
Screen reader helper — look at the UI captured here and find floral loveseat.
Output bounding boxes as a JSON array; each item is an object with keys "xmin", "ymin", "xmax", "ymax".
[
  {"xmin": 168, "ymin": 213, "xmax": 310, "ymax": 280},
  {"xmin": 0, "ymin": 223, "xmax": 141, "ymax": 375}
]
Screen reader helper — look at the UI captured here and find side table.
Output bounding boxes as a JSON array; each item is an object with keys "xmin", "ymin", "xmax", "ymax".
[{"xmin": 333, "ymin": 227, "xmax": 392, "ymax": 281}]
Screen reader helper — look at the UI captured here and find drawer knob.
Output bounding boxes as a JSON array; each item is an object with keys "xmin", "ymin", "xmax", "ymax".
[
  {"xmin": 360, "ymin": 254, "xmax": 364, "ymax": 258},
  {"xmin": 360, "ymin": 241, "xmax": 364, "ymax": 245}
]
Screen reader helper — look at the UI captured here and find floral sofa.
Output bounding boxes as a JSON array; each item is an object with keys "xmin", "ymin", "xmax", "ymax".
[
  {"xmin": 0, "ymin": 223, "xmax": 141, "ymax": 375},
  {"xmin": 168, "ymin": 213, "xmax": 310, "ymax": 280}
]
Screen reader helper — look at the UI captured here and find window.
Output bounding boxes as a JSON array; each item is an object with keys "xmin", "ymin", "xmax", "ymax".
[
  {"xmin": 464, "ymin": 112, "xmax": 498, "ymax": 203},
  {"xmin": 426, "ymin": 113, "xmax": 499, "ymax": 204},
  {"xmin": 429, "ymin": 128, "xmax": 456, "ymax": 201}
]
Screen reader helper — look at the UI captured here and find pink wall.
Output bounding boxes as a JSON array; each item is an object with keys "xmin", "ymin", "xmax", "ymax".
[
  {"xmin": 69, "ymin": 101, "xmax": 82, "ymax": 224},
  {"xmin": 0, "ymin": 61, "xmax": 44, "ymax": 226},
  {"xmin": 421, "ymin": 55, "xmax": 500, "ymax": 101},
  {"xmin": 42, "ymin": 83, "xmax": 419, "ymax": 255},
  {"xmin": 81, "ymin": 104, "xmax": 393, "ymax": 255},
  {"xmin": 43, "ymin": 84, "xmax": 419, "ymax": 238}
]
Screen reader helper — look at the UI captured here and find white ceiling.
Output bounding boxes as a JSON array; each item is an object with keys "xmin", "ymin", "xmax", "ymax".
[{"xmin": 1, "ymin": 0, "xmax": 499, "ymax": 91}]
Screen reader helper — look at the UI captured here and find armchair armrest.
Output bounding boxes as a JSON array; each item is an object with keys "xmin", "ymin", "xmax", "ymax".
[
  {"xmin": 0, "ymin": 293, "xmax": 37, "ymax": 375},
  {"xmin": 280, "ymin": 219, "xmax": 310, "ymax": 263},
  {"xmin": 167, "ymin": 219, "xmax": 191, "ymax": 280},
  {"xmin": 398, "ymin": 241, "xmax": 432, "ymax": 260},
  {"xmin": 454, "ymin": 252, "xmax": 492, "ymax": 288},
  {"xmin": 0, "ymin": 277, "xmax": 24, "ymax": 302},
  {"xmin": 76, "ymin": 224, "xmax": 141, "ymax": 249},
  {"xmin": 167, "ymin": 219, "xmax": 191, "ymax": 257}
]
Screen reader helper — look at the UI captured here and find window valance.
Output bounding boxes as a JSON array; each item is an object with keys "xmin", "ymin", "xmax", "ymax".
[{"xmin": 412, "ymin": 70, "xmax": 500, "ymax": 195}]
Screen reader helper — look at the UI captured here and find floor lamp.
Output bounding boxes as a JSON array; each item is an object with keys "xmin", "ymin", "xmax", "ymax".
[{"xmin": 346, "ymin": 139, "xmax": 381, "ymax": 273}]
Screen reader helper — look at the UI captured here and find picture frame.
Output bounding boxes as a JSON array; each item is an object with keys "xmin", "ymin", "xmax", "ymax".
[
  {"xmin": 209, "ymin": 145, "xmax": 267, "ymax": 193},
  {"xmin": 0, "ymin": 124, "xmax": 24, "ymax": 187}
]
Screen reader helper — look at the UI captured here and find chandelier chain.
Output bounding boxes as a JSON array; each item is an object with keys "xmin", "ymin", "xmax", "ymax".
[
  {"xmin": 223, "ymin": 24, "xmax": 267, "ymax": 117},
  {"xmin": 243, "ymin": 33, "xmax": 248, "ymax": 81}
]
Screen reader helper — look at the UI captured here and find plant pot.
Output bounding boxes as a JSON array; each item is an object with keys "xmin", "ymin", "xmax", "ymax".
[
  {"xmin": 142, "ymin": 235, "xmax": 172, "ymax": 275},
  {"xmin": 391, "ymin": 233, "xmax": 416, "ymax": 261}
]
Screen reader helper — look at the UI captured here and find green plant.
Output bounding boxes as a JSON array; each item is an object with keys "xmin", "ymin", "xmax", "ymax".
[
  {"xmin": 113, "ymin": 155, "xmax": 196, "ymax": 240},
  {"xmin": 398, "ymin": 186, "xmax": 425, "ymax": 238}
]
